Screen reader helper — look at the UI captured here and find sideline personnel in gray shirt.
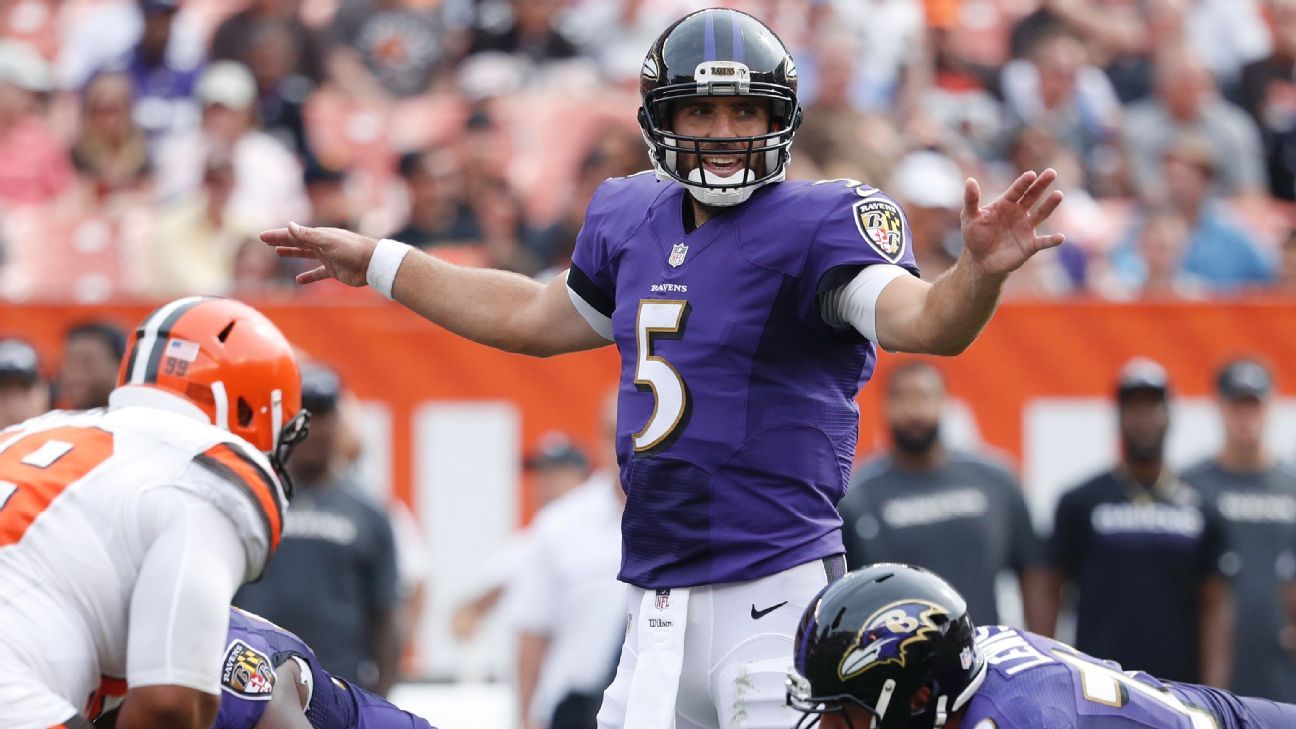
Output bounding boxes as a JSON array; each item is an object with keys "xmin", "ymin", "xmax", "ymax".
[{"xmin": 839, "ymin": 360, "xmax": 1049, "ymax": 631}]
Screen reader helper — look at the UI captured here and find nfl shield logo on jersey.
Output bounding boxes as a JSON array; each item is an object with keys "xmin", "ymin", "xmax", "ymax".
[
  {"xmin": 655, "ymin": 589, "xmax": 671, "ymax": 610},
  {"xmin": 668, "ymin": 242, "xmax": 688, "ymax": 267}
]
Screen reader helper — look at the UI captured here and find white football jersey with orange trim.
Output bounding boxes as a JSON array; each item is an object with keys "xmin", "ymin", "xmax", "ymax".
[{"xmin": 0, "ymin": 390, "xmax": 286, "ymax": 720}]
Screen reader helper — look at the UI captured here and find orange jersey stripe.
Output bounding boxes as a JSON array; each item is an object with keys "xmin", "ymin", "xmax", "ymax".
[
  {"xmin": 194, "ymin": 443, "xmax": 283, "ymax": 553},
  {"xmin": 0, "ymin": 427, "xmax": 114, "ymax": 547}
]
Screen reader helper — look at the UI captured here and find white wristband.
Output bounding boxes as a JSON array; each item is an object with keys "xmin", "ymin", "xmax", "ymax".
[{"xmin": 366, "ymin": 238, "xmax": 412, "ymax": 300}]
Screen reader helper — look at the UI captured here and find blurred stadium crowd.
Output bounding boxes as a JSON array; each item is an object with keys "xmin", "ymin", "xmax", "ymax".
[{"xmin": 2, "ymin": 0, "xmax": 1296, "ymax": 302}]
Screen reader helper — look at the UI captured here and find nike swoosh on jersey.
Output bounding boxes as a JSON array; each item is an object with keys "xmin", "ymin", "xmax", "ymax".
[{"xmin": 751, "ymin": 601, "xmax": 789, "ymax": 619}]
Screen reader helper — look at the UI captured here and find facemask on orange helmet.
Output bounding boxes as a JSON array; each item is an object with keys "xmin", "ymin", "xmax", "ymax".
[{"xmin": 117, "ymin": 296, "xmax": 310, "ymax": 496}]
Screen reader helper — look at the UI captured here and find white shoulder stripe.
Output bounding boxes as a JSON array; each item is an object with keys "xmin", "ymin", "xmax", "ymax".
[{"xmin": 130, "ymin": 296, "xmax": 205, "ymax": 383}]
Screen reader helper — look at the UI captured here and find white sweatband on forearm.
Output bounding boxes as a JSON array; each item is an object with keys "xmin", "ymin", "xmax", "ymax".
[
  {"xmin": 366, "ymin": 238, "xmax": 413, "ymax": 300},
  {"xmin": 818, "ymin": 264, "xmax": 909, "ymax": 343}
]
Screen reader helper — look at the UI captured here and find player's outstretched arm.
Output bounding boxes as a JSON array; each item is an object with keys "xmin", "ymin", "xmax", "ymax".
[
  {"xmin": 872, "ymin": 169, "xmax": 1065, "ymax": 355},
  {"xmin": 261, "ymin": 224, "xmax": 611, "ymax": 357}
]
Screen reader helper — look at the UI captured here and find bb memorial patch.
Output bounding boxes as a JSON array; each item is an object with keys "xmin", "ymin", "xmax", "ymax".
[
  {"xmin": 220, "ymin": 639, "xmax": 276, "ymax": 700},
  {"xmin": 853, "ymin": 197, "xmax": 908, "ymax": 264}
]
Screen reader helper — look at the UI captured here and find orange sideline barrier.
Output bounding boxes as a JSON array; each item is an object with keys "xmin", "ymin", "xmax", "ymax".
[{"xmin": 3, "ymin": 295, "xmax": 1294, "ymax": 516}]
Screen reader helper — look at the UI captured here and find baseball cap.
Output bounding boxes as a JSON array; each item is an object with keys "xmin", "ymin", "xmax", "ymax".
[
  {"xmin": 1116, "ymin": 357, "xmax": 1170, "ymax": 399},
  {"xmin": 890, "ymin": 151, "xmax": 964, "ymax": 210},
  {"xmin": 1216, "ymin": 358, "xmax": 1272, "ymax": 400},
  {"xmin": 0, "ymin": 338, "xmax": 40, "ymax": 385},
  {"xmin": 299, "ymin": 363, "xmax": 341, "ymax": 416},
  {"xmin": 196, "ymin": 61, "xmax": 257, "ymax": 110},
  {"xmin": 525, "ymin": 433, "xmax": 589, "ymax": 471}
]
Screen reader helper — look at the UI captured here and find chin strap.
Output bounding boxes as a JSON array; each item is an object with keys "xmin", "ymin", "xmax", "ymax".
[
  {"xmin": 678, "ymin": 165, "xmax": 785, "ymax": 207},
  {"xmin": 933, "ymin": 695, "xmax": 949, "ymax": 728},
  {"xmin": 871, "ymin": 678, "xmax": 897, "ymax": 729}
]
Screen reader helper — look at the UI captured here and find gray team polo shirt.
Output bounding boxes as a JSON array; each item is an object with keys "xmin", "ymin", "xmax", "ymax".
[
  {"xmin": 1183, "ymin": 459, "xmax": 1296, "ymax": 702},
  {"xmin": 838, "ymin": 451, "xmax": 1043, "ymax": 624},
  {"xmin": 234, "ymin": 476, "xmax": 399, "ymax": 688}
]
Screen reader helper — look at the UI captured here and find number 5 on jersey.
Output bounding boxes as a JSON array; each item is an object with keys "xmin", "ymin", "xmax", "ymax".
[{"xmin": 633, "ymin": 299, "xmax": 691, "ymax": 452}]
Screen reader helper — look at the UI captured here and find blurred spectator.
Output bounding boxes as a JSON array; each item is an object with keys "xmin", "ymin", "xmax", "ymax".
[
  {"xmin": 57, "ymin": 321, "xmax": 125, "ymax": 410},
  {"xmin": 72, "ymin": 71, "xmax": 151, "ymax": 198},
  {"xmin": 1043, "ymin": 358, "xmax": 1233, "ymax": 686},
  {"xmin": 887, "ymin": 150, "xmax": 965, "ymax": 279},
  {"xmin": 1238, "ymin": 0, "xmax": 1296, "ymax": 200},
  {"xmin": 0, "ymin": 338, "xmax": 49, "ymax": 428},
  {"xmin": 1123, "ymin": 44, "xmax": 1267, "ymax": 198},
  {"xmin": 839, "ymin": 361, "xmax": 1048, "ymax": 631},
  {"xmin": 115, "ymin": 0, "xmax": 202, "ymax": 144},
  {"xmin": 528, "ymin": 125, "xmax": 648, "ymax": 275},
  {"xmin": 526, "ymin": 432, "xmax": 592, "ymax": 509},
  {"xmin": 468, "ymin": 0, "xmax": 580, "ymax": 66},
  {"xmin": 563, "ymin": 0, "xmax": 708, "ymax": 84},
  {"xmin": 509, "ymin": 398, "xmax": 621, "ymax": 729},
  {"xmin": 229, "ymin": 231, "xmax": 297, "ymax": 297},
  {"xmin": 1184, "ymin": 358, "xmax": 1296, "ymax": 702},
  {"xmin": 244, "ymin": 20, "xmax": 319, "ymax": 164},
  {"xmin": 391, "ymin": 148, "xmax": 483, "ymax": 249},
  {"xmin": 154, "ymin": 61, "xmax": 308, "ymax": 227},
  {"xmin": 235, "ymin": 363, "xmax": 403, "ymax": 695},
  {"xmin": 1015, "ymin": 0, "xmax": 1150, "ymax": 103},
  {"xmin": 1099, "ymin": 207, "xmax": 1207, "ymax": 299},
  {"xmin": 1000, "ymin": 26, "xmax": 1122, "ymax": 169},
  {"xmin": 476, "ymin": 184, "xmax": 542, "ymax": 275},
  {"xmin": 0, "ymin": 40, "xmax": 73, "ymax": 206},
  {"xmin": 211, "ymin": 0, "xmax": 326, "ymax": 84},
  {"xmin": 143, "ymin": 150, "xmax": 240, "ymax": 297},
  {"xmin": 328, "ymin": 0, "xmax": 449, "ymax": 98},
  {"xmin": 304, "ymin": 163, "xmax": 357, "ymax": 230},
  {"xmin": 1111, "ymin": 134, "xmax": 1274, "ymax": 292},
  {"xmin": 794, "ymin": 40, "xmax": 900, "ymax": 186}
]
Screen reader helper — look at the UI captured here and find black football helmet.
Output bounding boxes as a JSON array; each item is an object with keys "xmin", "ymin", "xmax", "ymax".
[
  {"xmin": 638, "ymin": 8, "xmax": 801, "ymax": 207},
  {"xmin": 788, "ymin": 564, "xmax": 986, "ymax": 729}
]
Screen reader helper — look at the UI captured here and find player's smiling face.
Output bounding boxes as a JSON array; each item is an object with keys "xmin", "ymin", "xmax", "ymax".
[{"xmin": 669, "ymin": 96, "xmax": 771, "ymax": 179}]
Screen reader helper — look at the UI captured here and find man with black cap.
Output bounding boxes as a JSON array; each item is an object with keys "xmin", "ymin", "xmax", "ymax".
[
  {"xmin": 234, "ymin": 362, "xmax": 402, "ymax": 696},
  {"xmin": 0, "ymin": 337, "xmax": 49, "ymax": 429},
  {"xmin": 1183, "ymin": 358, "xmax": 1296, "ymax": 701},
  {"xmin": 1042, "ymin": 358, "xmax": 1233, "ymax": 687}
]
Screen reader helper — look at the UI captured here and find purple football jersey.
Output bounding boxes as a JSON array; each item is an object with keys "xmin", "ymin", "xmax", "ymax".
[
  {"xmin": 568, "ymin": 173, "xmax": 919, "ymax": 588},
  {"xmin": 216, "ymin": 608, "xmax": 435, "ymax": 729},
  {"xmin": 962, "ymin": 626, "xmax": 1296, "ymax": 728}
]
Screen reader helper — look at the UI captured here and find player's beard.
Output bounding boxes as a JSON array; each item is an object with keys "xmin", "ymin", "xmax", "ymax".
[
  {"xmin": 1122, "ymin": 431, "xmax": 1166, "ymax": 465},
  {"xmin": 890, "ymin": 422, "xmax": 940, "ymax": 456}
]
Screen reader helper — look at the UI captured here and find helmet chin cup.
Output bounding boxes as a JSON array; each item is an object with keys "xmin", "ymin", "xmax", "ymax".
[{"xmin": 680, "ymin": 165, "xmax": 781, "ymax": 207}]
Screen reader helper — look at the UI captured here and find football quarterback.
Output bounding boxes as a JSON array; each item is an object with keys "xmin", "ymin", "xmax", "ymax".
[{"xmin": 263, "ymin": 8, "xmax": 1064, "ymax": 728}]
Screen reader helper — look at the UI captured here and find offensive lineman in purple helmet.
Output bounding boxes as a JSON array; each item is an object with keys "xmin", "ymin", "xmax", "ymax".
[
  {"xmin": 260, "ymin": 8, "xmax": 1065, "ymax": 727},
  {"xmin": 95, "ymin": 608, "xmax": 434, "ymax": 729},
  {"xmin": 789, "ymin": 563, "xmax": 1296, "ymax": 729}
]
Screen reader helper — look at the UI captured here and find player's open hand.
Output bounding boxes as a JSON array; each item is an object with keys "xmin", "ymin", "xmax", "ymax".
[
  {"xmin": 260, "ymin": 222, "xmax": 377, "ymax": 287},
  {"xmin": 960, "ymin": 169, "xmax": 1066, "ymax": 278}
]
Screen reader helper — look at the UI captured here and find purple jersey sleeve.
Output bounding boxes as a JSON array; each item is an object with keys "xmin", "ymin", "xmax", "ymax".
[
  {"xmin": 212, "ymin": 630, "xmax": 278, "ymax": 729},
  {"xmin": 797, "ymin": 184, "xmax": 920, "ymax": 332},
  {"xmin": 568, "ymin": 173, "xmax": 661, "ymax": 329}
]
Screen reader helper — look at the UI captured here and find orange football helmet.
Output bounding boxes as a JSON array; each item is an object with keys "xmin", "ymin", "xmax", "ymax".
[{"xmin": 117, "ymin": 297, "xmax": 309, "ymax": 488}]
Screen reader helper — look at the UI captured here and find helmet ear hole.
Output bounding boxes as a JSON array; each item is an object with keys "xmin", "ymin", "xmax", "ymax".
[
  {"xmin": 237, "ymin": 397, "xmax": 254, "ymax": 427},
  {"xmin": 218, "ymin": 320, "xmax": 236, "ymax": 343}
]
